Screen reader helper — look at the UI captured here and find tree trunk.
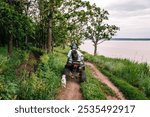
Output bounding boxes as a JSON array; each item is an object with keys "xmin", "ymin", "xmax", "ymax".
[
  {"xmin": 16, "ymin": 39, "xmax": 19, "ymax": 48},
  {"xmin": 62, "ymin": 43, "xmax": 65, "ymax": 49},
  {"xmin": 47, "ymin": 18, "xmax": 52, "ymax": 53},
  {"xmin": 25, "ymin": 36, "xmax": 28, "ymax": 45},
  {"xmin": 0, "ymin": 38, "xmax": 1, "ymax": 46},
  {"xmin": 94, "ymin": 43, "xmax": 97, "ymax": 56},
  {"xmin": 8, "ymin": 34, "xmax": 13, "ymax": 56}
]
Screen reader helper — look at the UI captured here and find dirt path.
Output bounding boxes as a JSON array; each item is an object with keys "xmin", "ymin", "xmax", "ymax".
[
  {"xmin": 56, "ymin": 79, "xmax": 83, "ymax": 100},
  {"xmin": 86, "ymin": 62, "xmax": 125, "ymax": 100}
]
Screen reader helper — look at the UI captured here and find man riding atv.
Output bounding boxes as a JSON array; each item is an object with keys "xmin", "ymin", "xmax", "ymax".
[{"xmin": 61, "ymin": 43, "xmax": 86, "ymax": 87}]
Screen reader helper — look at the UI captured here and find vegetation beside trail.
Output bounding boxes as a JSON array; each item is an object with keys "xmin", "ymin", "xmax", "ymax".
[
  {"xmin": 81, "ymin": 68, "xmax": 118, "ymax": 100},
  {"xmin": 83, "ymin": 52, "xmax": 150, "ymax": 99},
  {"xmin": 0, "ymin": 47, "xmax": 65, "ymax": 99},
  {"xmin": 0, "ymin": 48, "xmax": 28, "ymax": 99},
  {"xmin": 1, "ymin": 47, "xmax": 119, "ymax": 100},
  {"xmin": 18, "ymin": 52, "xmax": 65, "ymax": 99},
  {"xmin": 1, "ymin": 46, "xmax": 149, "ymax": 100}
]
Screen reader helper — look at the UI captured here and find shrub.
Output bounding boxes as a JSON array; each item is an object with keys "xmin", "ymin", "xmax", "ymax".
[{"xmin": 40, "ymin": 54, "xmax": 49, "ymax": 64}]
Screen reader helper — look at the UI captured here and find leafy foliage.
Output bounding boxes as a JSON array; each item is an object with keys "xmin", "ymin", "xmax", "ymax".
[
  {"xmin": 0, "ymin": 47, "xmax": 67, "ymax": 99},
  {"xmin": 0, "ymin": 1, "xmax": 35, "ymax": 50},
  {"xmin": 17, "ymin": 51, "xmax": 66, "ymax": 99},
  {"xmin": 0, "ymin": 47, "xmax": 27, "ymax": 99},
  {"xmin": 84, "ymin": 4, "xmax": 119, "ymax": 55}
]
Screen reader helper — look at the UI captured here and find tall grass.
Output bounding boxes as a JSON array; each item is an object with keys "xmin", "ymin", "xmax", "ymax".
[
  {"xmin": 0, "ymin": 47, "xmax": 28, "ymax": 99},
  {"xmin": 81, "ymin": 67, "xmax": 119, "ymax": 100},
  {"xmin": 17, "ymin": 52, "xmax": 67, "ymax": 99},
  {"xmin": 83, "ymin": 52, "xmax": 150, "ymax": 99},
  {"xmin": 0, "ymin": 47, "xmax": 67, "ymax": 99},
  {"xmin": 81, "ymin": 68, "xmax": 107, "ymax": 100}
]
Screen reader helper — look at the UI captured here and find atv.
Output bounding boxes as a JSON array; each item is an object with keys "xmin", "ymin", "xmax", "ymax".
[{"xmin": 66, "ymin": 60, "xmax": 86, "ymax": 83}]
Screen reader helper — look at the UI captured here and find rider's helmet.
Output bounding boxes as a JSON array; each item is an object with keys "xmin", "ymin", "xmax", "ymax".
[{"xmin": 71, "ymin": 43, "xmax": 78, "ymax": 50}]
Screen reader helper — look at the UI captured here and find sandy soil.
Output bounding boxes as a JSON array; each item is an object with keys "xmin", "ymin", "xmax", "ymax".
[
  {"xmin": 56, "ymin": 79, "xmax": 83, "ymax": 100},
  {"xmin": 86, "ymin": 62, "xmax": 125, "ymax": 100}
]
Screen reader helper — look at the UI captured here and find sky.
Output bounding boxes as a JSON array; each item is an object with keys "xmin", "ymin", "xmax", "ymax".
[{"xmin": 86, "ymin": 0, "xmax": 150, "ymax": 38}]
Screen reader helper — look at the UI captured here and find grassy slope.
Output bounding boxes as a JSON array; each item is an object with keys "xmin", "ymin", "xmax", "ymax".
[
  {"xmin": 17, "ymin": 48, "xmax": 68, "ymax": 99},
  {"xmin": 0, "ymin": 47, "xmax": 65, "ymax": 99},
  {"xmin": 83, "ymin": 52, "xmax": 149, "ymax": 99},
  {"xmin": 2, "ymin": 47, "xmax": 147, "ymax": 100},
  {"xmin": 0, "ymin": 48, "xmax": 29, "ymax": 99}
]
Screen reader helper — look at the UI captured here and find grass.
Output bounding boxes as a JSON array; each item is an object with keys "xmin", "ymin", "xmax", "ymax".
[
  {"xmin": 17, "ymin": 51, "xmax": 67, "ymax": 99},
  {"xmin": 1, "ymin": 46, "xmax": 148, "ymax": 100},
  {"xmin": 0, "ymin": 47, "xmax": 28, "ymax": 99},
  {"xmin": 80, "ymin": 68, "xmax": 107, "ymax": 100},
  {"xmin": 103, "ymin": 70, "xmax": 147, "ymax": 100},
  {"xmin": 0, "ymin": 47, "xmax": 67, "ymax": 99},
  {"xmin": 81, "ymin": 67, "xmax": 119, "ymax": 100},
  {"xmin": 83, "ymin": 51, "xmax": 149, "ymax": 99}
]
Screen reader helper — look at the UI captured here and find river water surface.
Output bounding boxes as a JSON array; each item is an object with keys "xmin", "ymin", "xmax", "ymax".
[{"xmin": 80, "ymin": 40, "xmax": 150, "ymax": 65}]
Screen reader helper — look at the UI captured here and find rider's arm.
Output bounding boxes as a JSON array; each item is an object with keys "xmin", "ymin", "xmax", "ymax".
[
  {"xmin": 67, "ymin": 50, "xmax": 72, "ymax": 63},
  {"xmin": 77, "ymin": 50, "xmax": 84, "ymax": 61},
  {"xmin": 67, "ymin": 50, "xmax": 72, "ymax": 58}
]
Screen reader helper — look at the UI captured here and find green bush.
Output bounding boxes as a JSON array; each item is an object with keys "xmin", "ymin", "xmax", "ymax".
[
  {"xmin": 40, "ymin": 54, "xmax": 49, "ymax": 64},
  {"xmin": 0, "ymin": 47, "xmax": 28, "ymax": 99},
  {"xmin": 0, "ymin": 75, "xmax": 18, "ymax": 100},
  {"xmin": 18, "ymin": 72, "xmax": 59, "ymax": 99},
  {"xmin": 17, "ymin": 51, "xmax": 67, "ymax": 99}
]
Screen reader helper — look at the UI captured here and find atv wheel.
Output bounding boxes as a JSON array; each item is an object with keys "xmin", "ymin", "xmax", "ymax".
[
  {"xmin": 65, "ymin": 69, "xmax": 71, "ymax": 81},
  {"xmin": 80, "ymin": 70, "xmax": 86, "ymax": 82}
]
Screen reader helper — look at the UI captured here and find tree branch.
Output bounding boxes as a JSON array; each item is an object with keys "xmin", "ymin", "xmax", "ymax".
[{"xmin": 98, "ymin": 39, "xmax": 105, "ymax": 44}]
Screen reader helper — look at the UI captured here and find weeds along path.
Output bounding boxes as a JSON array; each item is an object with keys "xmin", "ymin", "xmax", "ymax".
[
  {"xmin": 16, "ymin": 52, "xmax": 39, "ymax": 79},
  {"xmin": 56, "ymin": 79, "xmax": 83, "ymax": 100},
  {"xmin": 86, "ymin": 62, "xmax": 125, "ymax": 100}
]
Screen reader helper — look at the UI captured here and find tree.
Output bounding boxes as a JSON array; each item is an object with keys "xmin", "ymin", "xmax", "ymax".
[
  {"xmin": 0, "ymin": 0, "xmax": 35, "ymax": 55},
  {"xmin": 36, "ymin": 0, "xmax": 64, "ymax": 53},
  {"xmin": 0, "ymin": 1, "xmax": 16, "ymax": 56},
  {"xmin": 59, "ymin": 0, "xmax": 91, "ymax": 46},
  {"xmin": 85, "ymin": 4, "xmax": 119, "ymax": 55},
  {"xmin": 33, "ymin": 0, "xmax": 93, "ymax": 51}
]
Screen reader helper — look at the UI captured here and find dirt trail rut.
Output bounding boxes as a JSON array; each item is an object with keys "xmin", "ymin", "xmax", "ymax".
[
  {"xmin": 86, "ymin": 62, "xmax": 125, "ymax": 100},
  {"xmin": 56, "ymin": 80, "xmax": 83, "ymax": 100}
]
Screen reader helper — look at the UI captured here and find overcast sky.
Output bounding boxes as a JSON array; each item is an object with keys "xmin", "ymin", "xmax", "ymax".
[{"xmin": 87, "ymin": 0, "xmax": 150, "ymax": 38}]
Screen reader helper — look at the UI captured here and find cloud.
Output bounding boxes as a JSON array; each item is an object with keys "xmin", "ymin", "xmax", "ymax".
[
  {"xmin": 106, "ymin": 0, "xmax": 150, "ymax": 12},
  {"xmin": 109, "ymin": 8, "xmax": 150, "ymax": 18},
  {"xmin": 87, "ymin": 0, "xmax": 150, "ymax": 38}
]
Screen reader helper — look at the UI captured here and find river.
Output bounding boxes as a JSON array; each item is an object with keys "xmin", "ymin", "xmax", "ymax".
[{"xmin": 80, "ymin": 40, "xmax": 150, "ymax": 64}]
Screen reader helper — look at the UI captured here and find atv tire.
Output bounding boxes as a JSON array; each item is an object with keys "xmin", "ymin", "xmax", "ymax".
[
  {"xmin": 80, "ymin": 70, "xmax": 86, "ymax": 82},
  {"xmin": 65, "ymin": 69, "xmax": 71, "ymax": 81}
]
